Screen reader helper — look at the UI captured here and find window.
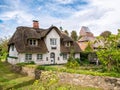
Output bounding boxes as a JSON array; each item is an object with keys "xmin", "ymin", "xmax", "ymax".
[
  {"xmin": 63, "ymin": 54, "xmax": 67, "ymax": 60},
  {"xmin": 33, "ymin": 40, "xmax": 36, "ymax": 45},
  {"xmin": 46, "ymin": 57, "xmax": 48, "ymax": 61},
  {"xmin": 37, "ymin": 54, "xmax": 43, "ymax": 60},
  {"xmin": 65, "ymin": 42, "xmax": 70, "ymax": 47},
  {"xmin": 11, "ymin": 45, "xmax": 14, "ymax": 51},
  {"xmin": 25, "ymin": 54, "xmax": 32, "ymax": 60},
  {"xmin": 50, "ymin": 38, "xmax": 57, "ymax": 45},
  {"xmin": 51, "ymin": 47, "xmax": 57, "ymax": 49},
  {"xmin": 29, "ymin": 39, "xmax": 37, "ymax": 46},
  {"xmin": 58, "ymin": 57, "xmax": 60, "ymax": 60},
  {"xmin": 50, "ymin": 53, "xmax": 55, "ymax": 58}
]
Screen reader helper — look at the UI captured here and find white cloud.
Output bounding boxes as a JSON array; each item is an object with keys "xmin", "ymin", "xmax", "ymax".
[
  {"xmin": 55, "ymin": 0, "xmax": 73, "ymax": 4},
  {"xmin": 58, "ymin": 0, "xmax": 120, "ymax": 36},
  {"xmin": 0, "ymin": 10, "xmax": 34, "ymax": 25},
  {"xmin": 1, "ymin": 0, "xmax": 120, "ymax": 37}
]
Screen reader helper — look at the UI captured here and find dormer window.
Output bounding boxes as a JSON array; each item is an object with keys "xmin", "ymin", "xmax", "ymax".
[
  {"xmin": 28, "ymin": 39, "xmax": 38, "ymax": 46},
  {"xmin": 65, "ymin": 42, "xmax": 71, "ymax": 47}
]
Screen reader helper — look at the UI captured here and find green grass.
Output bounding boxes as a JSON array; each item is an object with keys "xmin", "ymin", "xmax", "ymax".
[
  {"xmin": 19, "ymin": 82, "xmax": 102, "ymax": 90},
  {"xmin": 37, "ymin": 65, "xmax": 120, "ymax": 78},
  {"xmin": 0, "ymin": 61, "xmax": 34, "ymax": 90},
  {"xmin": 0, "ymin": 61, "xmax": 102, "ymax": 90}
]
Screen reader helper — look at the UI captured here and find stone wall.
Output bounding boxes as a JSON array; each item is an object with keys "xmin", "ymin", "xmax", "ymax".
[
  {"xmin": 11, "ymin": 65, "xmax": 120, "ymax": 90},
  {"xmin": 58, "ymin": 72, "xmax": 120, "ymax": 90}
]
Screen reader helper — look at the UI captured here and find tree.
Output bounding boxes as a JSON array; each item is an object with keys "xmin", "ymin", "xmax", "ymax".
[
  {"xmin": 96, "ymin": 31, "xmax": 120, "ymax": 72},
  {"xmin": 64, "ymin": 30, "xmax": 69, "ymax": 36},
  {"xmin": 85, "ymin": 42, "xmax": 93, "ymax": 52},
  {"xmin": 71, "ymin": 30, "xmax": 78, "ymax": 41},
  {"xmin": 100, "ymin": 31, "xmax": 111, "ymax": 38},
  {"xmin": 0, "ymin": 37, "xmax": 9, "ymax": 61}
]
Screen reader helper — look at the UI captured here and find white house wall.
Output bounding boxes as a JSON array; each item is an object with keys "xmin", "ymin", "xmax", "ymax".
[
  {"xmin": 18, "ymin": 53, "xmax": 68, "ymax": 65},
  {"xmin": 8, "ymin": 45, "xmax": 19, "ymax": 64},
  {"xmin": 75, "ymin": 53, "xmax": 80, "ymax": 59},
  {"xmin": 44, "ymin": 28, "xmax": 67, "ymax": 64}
]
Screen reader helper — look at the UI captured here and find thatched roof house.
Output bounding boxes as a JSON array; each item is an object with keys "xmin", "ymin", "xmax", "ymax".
[{"xmin": 8, "ymin": 20, "xmax": 81, "ymax": 65}]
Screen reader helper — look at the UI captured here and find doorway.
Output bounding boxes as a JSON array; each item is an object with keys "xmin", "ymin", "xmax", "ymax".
[{"xmin": 50, "ymin": 52, "xmax": 55, "ymax": 64}]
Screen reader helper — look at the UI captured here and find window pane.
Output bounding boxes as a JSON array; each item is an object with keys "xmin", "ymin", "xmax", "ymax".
[
  {"xmin": 26, "ymin": 54, "xmax": 32, "ymax": 60},
  {"xmin": 63, "ymin": 54, "xmax": 67, "ymax": 60},
  {"xmin": 33, "ymin": 40, "xmax": 36, "ymax": 45},
  {"xmin": 11, "ymin": 45, "xmax": 14, "ymax": 51},
  {"xmin": 50, "ymin": 38, "xmax": 57, "ymax": 45},
  {"xmin": 29, "ymin": 39, "xmax": 37, "ymax": 46},
  {"xmin": 30, "ymin": 40, "xmax": 32, "ymax": 45},
  {"xmin": 37, "ymin": 54, "xmax": 42, "ymax": 60}
]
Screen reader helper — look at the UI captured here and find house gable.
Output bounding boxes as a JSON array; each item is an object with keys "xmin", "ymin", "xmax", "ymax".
[{"xmin": 44, "ymin": 28, "xmax": 61, "ymax": 52}]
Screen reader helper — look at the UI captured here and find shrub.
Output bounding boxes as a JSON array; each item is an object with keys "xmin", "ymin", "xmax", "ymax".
[
  {"xmin": 16, "ymin": 62, "xmax": 27, "ymax": 66},
  {"xmin": 66, "ymin": 57, "xmax": 79, "ymax": 69},
  {"xmin": 16, "ymin": 61, "xmax": 35, "ymax": 66},
  {"xmin": 37, "ymin": 66, "xmax": 46, "ymax": 70},
  {"xmin": 29, "ymin": 61, "xmax": 35, "ymax": 64},
  {"xmin": 75, "ymin": 58, "xmax": 81, "ymax": 64}
]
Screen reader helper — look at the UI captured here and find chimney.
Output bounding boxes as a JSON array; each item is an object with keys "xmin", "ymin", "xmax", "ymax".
[{"xmin": 33, "ymin": 20, "xmax": 39, "ymax": 29}]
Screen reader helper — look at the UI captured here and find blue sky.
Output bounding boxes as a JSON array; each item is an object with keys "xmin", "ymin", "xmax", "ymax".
[{"xmin": 0, "ymin": 0, "xmax": 120, "ymax": 38}]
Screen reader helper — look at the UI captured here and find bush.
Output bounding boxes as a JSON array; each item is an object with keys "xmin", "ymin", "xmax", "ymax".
[
  {"xmin": 16, "ymin": 62, "xmax": 27, "ymax": 66},
  {"xmin": 29, "ymin": 61, "xmax": 35, "ymax": 64},
  {"xmin": 80, "ymin": 52, "xmax": 89, "ymax": 61},
  {"xmin": 75, "ymin": 58, "xmax": 81, "ymax": 64},
  {"xmin": 16, "ymin": 61, "xmax": 35, "ymax": 66},
  {"xmin": 37, "ymin": 66, "xmax": 46, "ymax": 70},
  {"xmin": 66, "ymin": 57, "xmax": 79, "ymax": 69},
  {"xmin": 80, "ymin": 59, "xmax": 90, "ymax": 66}
]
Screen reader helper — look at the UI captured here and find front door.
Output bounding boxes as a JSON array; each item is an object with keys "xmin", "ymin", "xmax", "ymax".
[{"xmin": 50, "ymin": 52, "xmax": 55, "ymax": 64}]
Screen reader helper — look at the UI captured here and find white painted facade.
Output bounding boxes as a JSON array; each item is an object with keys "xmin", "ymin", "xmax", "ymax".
[
  {"xmin": 8, "ymin": 45, "xmax": 19, "ymax": 64},
  {"xmin": 8, "ymin": 29, "xmax": 80, "ymax": 65}
]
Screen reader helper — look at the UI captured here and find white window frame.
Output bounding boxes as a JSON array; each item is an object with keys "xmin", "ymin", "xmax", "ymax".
[
  {"xmin": 63, "ymin": 53, "xmax": 67, "ymax": 60},
  {"xmin": 37, "ymin": 54, "xmax": 43, "ymax": 60},
  {"xmin": 29, "ymin": 39, "xmax": 38, "ymax": 46},
  {"xmin": 25, "ymin": 54, "xmax": 32, "ymax": 61},
  {"xmin": 65, "ymin": 42, "xmax": 70, "ymax": 47},
  {"xmin": 50, "ymin": 38, "xmax": 57, "ymax": 45}
]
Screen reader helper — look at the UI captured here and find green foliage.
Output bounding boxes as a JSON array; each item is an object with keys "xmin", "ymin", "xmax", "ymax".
[
  {"xmin": 65, "ymin": 49, "xmax": 80, "ymax": 69},
  {"xmin": 30, "ymin": 74, "xmax": 100, "ymax": 90},
  {"xmin": 75, "ymin": 58, "xmax": 81, "ymax": 64},
  {"xmin": 96, "ymin": 32, "xmax": 120, "ymax": 72},
  {"xmin": 66, "ymin": 57, "xmax": 80, "ymax": 69},
  {"xmin": 80, "ymin": 52, "xmax": 90, "ymax": 65},
  {"xmin": 36, "ymin": 65, "xmax": 120, "ymax": 78},
  {"xmin": 0, "ymin": 61, "xmax": 33, "ymax": 90},
  {"xmin": 0, "ymin": 61, "xmax": 102, "ymax": 90},
  {"xmin": 16, "ymin": 61, "xmax": 35, "ymax": 66},
  {"xmin": 85, "ymin": 42, "xmax": 93, "ymax": 52},
  {"xmin": 71, "ymin": 30, "xmax": 78, "ymax": 41},
  {"xmin": 0, "ymin": 37, "xmax": 9, "ymax": 61}
]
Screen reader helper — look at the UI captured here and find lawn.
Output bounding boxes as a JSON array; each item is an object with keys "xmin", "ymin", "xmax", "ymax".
[
  {"xmin": 0, "ymin": 61, "xmax": 102, "ymax": 90},
  {"xmin": 0, "ymin": 61, "xmax": 34, "ymax": 90},
  {"xmin": 37, "ymin": 64, "xmax": 120, "ymax": 78}
]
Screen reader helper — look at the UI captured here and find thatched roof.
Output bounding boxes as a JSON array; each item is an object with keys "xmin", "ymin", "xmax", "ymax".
[
  {"xmin": 78, "ymin": 36, "xmax": 95, "ymax": 42},
  {"xmin": 61, "ymin": 41, "xmax": 81, "ymax": 53},
  {"xmin": 9, "ymin": 26, "xmax": 81, "ymax": 53}
]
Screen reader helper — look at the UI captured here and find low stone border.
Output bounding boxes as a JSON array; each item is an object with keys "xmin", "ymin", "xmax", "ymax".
[
  {"xmin": 11, "ymin": 65, "xmax": 120, "ymax": 90},
  {"xmin": 58, "ymin": 72, "xmax": 120, "ymax": 90}
]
